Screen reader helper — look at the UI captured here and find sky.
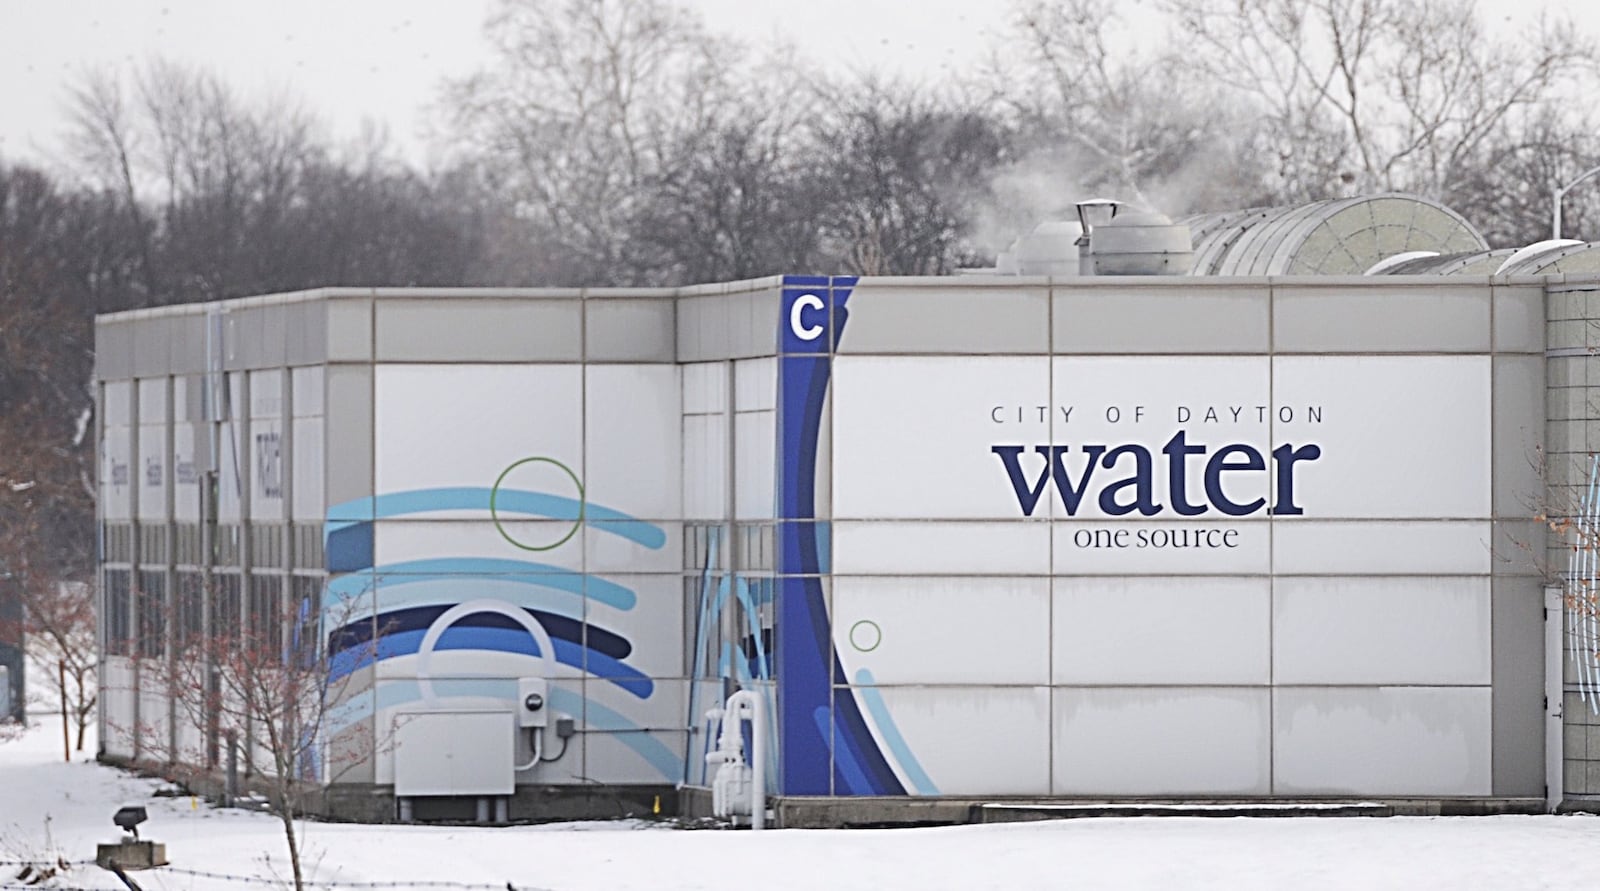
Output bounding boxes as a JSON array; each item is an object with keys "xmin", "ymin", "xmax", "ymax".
[{"xmin": 0, "ymin": 0, "xmax": 1585, "ymax": 172}]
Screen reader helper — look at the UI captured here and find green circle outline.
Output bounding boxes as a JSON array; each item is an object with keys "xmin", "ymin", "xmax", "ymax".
[
  {"xmin": 490, "ymin": 456, "xmax": 585, "ymax": 552},
  {"xmin": 848, "ymin": 619, "xmax": 882, "ymax": 653}
]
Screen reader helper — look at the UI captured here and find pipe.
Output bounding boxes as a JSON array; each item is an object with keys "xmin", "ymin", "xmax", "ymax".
[
  {"xmin": 513, "ymin": 727, "xmax": 543, "ymax": 772},
  {"xmin": 723, "ymin": 689, "xmax": 766, "ymax": 830}
]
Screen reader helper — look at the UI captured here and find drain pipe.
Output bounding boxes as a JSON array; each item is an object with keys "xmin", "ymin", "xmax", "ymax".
[{"xmin": 705, "ymin": 689, "xmax": 767, "ymax": 830}]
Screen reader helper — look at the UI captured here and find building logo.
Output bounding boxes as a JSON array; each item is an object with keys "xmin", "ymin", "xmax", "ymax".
[
  {"xmin": 256, "ymin": 431, "xmax": 282, "ymax": 499},
  {"xmin": 788, "ymin": 293, "xmax": 826, "ymax": 341},
  {"xmin": 992, "ymin": 431, "xmax": 1321, "ymax": 518}
]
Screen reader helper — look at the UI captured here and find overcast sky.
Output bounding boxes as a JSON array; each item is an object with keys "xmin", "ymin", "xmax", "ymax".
[{"xmin": 0, "ymin": 0, "xmax": 1584, "ymax": 172}]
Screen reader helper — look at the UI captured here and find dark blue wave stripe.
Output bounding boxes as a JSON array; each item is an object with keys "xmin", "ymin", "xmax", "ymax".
[
  {"xmin": 329, "ymin": 627, "xmax": 654, "ymax": 699},
  {"xmin": 327, "ymin": 605, "xmax": 631, "ymax": 662}
]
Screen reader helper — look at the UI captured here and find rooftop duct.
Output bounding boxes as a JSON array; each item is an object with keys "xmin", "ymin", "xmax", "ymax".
[
  {"xmin": 1183, "ymin": 194, "xmax": 1487, "ymax": 276},
  {"xmin": 1079, "ymin": 207, "xmax": 1193, "ymax": 276}
]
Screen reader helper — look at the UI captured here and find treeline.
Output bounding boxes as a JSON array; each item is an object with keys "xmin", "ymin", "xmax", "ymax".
[{"xmin": 3, "ymin": 0, "xmax": 1599, "ymax": 589}]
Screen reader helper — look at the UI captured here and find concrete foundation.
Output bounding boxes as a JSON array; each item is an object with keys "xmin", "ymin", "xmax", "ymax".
[{"xmin": 95, "ymin": 840, "xmax": 167, "ymax": 870}]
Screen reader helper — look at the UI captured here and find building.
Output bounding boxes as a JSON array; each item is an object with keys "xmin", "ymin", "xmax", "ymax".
[
  {"xmin": 93, "ymin": 194, "xmax": 1600, "ymax": 824},
  {"xmin": 0, "ymin": 576, "xmax": 20, "ymax": 723}
]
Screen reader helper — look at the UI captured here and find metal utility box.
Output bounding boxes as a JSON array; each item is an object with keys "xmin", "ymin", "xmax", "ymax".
[
  {"xmin": 392, "ymin": 710, "xmax": 515, "ymax": 797},
  {"xmin": 517, "ymin": 677, "xmax": 549, "ymax": 728}
]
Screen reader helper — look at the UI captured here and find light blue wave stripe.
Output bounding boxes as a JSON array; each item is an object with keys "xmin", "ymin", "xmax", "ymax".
[
  {"xmin": 325, "ymin": 557, "xmax": 637, "ymax": 611},
  {"xmin": 325, "ymin": 487, "xmax": 666, "ymax": 549},
  {"xmin": 326, "ymin": 679, "xmax": 681, "ymax": 782},
  {"xmin": 853, "ymin": 669, "xmax": 939, "ymax": 796}
]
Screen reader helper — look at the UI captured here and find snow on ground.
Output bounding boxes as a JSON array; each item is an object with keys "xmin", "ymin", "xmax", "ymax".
[{"xmin": 5, "ymin": 714, "xmax": 1600, "ymax": 890}]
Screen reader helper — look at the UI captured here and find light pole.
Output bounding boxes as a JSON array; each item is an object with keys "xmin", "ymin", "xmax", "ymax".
[{"xmin": 1553, "ymin": 165, "xmax": 1600, "ymax": 240}]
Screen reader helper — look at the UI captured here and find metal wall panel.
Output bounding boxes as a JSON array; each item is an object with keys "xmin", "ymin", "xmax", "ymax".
[
  {"xmin": 1274, "ymin": 282, "xmax": 1491, "ymax": 352},
  {"xmin": 1052, "ymin": 286, "xmax": 1270, "ymax": 354},
  {"xmin": 375, "ymin": 299, "xmax": 581, "ymax": 362}
]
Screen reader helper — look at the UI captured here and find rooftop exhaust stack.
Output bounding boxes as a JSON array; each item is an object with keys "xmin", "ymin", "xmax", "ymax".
[{"xmin": 1076, "ymin": 199, "xmax": 1193, "ymax": 276}]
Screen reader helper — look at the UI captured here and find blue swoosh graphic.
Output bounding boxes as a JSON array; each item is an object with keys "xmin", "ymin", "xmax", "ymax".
[
  {"xmin": 325, "ymin": 487, "xmax": 666, "ymax": 549},
  {"xmin": 853, "ymin": 669, "xmax": 939, "ymax": 795},
  {"xmin": 326, "ymin": 558, "xmax": 638, "ymax": 612},
  {"xmin": 329, "ymin": 627, "xmax": 653, "ymax": 699}
]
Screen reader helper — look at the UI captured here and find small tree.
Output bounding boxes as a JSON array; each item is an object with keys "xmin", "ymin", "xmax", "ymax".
[
  {"xmin": 0, "ymin": 564, "xmax": 97, "ymax": 750},
  {"xmin": 138, "ymin": 582, "xmax": 377, "ymax": 891}
]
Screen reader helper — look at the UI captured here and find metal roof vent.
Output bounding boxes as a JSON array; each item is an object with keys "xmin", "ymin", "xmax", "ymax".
[
  {"xmin": 1014, "ymin": 220, "xmax": 1084, "ymax": 276},
  {"xmin": 1078, "ymin": 201, "xmax": 1193, "ymax": 276}
]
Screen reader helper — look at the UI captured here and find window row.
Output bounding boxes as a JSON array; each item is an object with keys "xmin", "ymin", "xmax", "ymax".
[
  {"xmin": 100, "ymin": 523, "xmax": 325, "ymax": 571},
  {"xmin": 103, "ymin": 569, "xmax": 323, "ymax": 662}
]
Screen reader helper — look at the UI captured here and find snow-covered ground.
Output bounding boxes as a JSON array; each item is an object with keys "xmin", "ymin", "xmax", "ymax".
[{"xmin": 5, "ymin": 714, "xmax": 1600, "ymax": 890}]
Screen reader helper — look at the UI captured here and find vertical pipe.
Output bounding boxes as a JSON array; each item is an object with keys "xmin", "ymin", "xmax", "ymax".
[
  {"xmin": 224, "ymin": 729, "xmax": 238, "ymax": 807},
  {"xmin": 747, "ymin": 691, "xmax": 765, "ymax": 831},
  {"xmin": 1547, "ymin": 584, "xmax": 1565, "ymax": 813},
  {"xmin": 59, "ymin": 660, "xmax": 69, "ymax": 762}
]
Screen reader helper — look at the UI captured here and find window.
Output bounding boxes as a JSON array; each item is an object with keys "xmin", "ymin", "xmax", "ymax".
[
  {"xmin": 136, "ymin": 570, "xmax": 166, "ymax": 659},
  {"xmin": 104, "ymin": 570, "xmax": 131, "ymax": 656},
  {"xmin": 214, "ymin": 574, "xmax": 242, "ymax": 643},
  {"xmin": 175, "ymin": 572, "xmax": 204, "ymax": 651},
  {"xmin": 249, "ymin": 575, "xmax": 284, "ymax": 656}
]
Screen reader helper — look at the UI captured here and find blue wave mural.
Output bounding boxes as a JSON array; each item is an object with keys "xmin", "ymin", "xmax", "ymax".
[{"xmin": 321, "ymin": 486, "xmax": 667, "ymax": 724}]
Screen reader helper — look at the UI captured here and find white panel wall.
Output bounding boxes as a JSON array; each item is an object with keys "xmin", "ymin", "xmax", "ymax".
[
  {"xmin": 290, "ymin": 367, "xmax": 325, "ymax": 522},
  {"xmin": 1273, "ymin": 521, "xmax": 1492, "ymax": 574},
  {"xmin": 173, "ymin": 376, "xmax": 201, "ymax": 522},
  {"xmin": 832, "ymin": 521, "xmax": 1051, "ymax": 575},
  {"xmin": 1273, "ymin": 688, "xmax": 1492, "ymax": 795},
  {"xmin": 832, "ymin": 356, "xmax": 1049, "ymax": 519},
  {"xmin": 218, "ymin": 374, "xmax": 246, "ymax": 522},
  {"xmin": 585, "ymin": 365, "xmax": 681, "ymax": 520},
  {"xmin": 681, "ymin": 415, "xmax": 726, "ymax": 520},
  {"xmin": 1052, "ymin": 577, "xmax": 1270, "ymax": 685},
  {"xmin": 102, "ymin": 382, "xmax": 133, "ymax": 522},
  {"xmin": 1053, "ymin": 688, "xmax": 1271, "ymax": 795},
  {"xmin": 854, "ymin": 686, "xmax": 1051, "ymax": 796},
  {"xmin": 1273, "ymin": 356, "xmax": 1491, "ymax": 518},
  {"xmin": 682, "ymin": 362, "xmax": 728, "ymax": 522},
  {"xmin": 833, "ymin": 576, "xmax": 1049, "ymax": 686},
  {"xmin": 376, "ymin": 364, "xmax": 584, "ymax": 494},
  {"xmin": 249, "ymin": 369, "xmax": 285, "ymax": 522},
  {"xmin": 823, "ymin": 350, "xmax": 1497, "ymax": 799},
  {"xmin": 373, "ymin": 519, "xmax": 583, "ymax": 567},
  {"xmin": 734, "ymin": 412, "xmax": 774, "ymax": 520},
  {"xmin": 734, "ymin": 358, "xmax": 775, "ymax": 411},
  {"xmin": 137, "ymin": 378, "xmax": 168, "ymax": 521},
  {"xmin": 1273, "ymin": 577, "xmax": 1491, "ymax": 686}
]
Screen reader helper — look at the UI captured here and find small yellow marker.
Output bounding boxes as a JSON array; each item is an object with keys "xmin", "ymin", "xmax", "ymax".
[{"xmin": 652, "ymin": 795, "xmax": 661, "ymax": 815}]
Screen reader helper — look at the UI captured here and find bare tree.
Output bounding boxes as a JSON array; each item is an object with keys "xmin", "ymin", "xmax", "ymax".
[
  {"xmin": 111, "ymin": 587, "xmax": 378, "ymax": 891},
  {"xmin": 0, "ymin": 166, "xmax": 99, "ymax": 735},
  {"xmin": 69, "ymin": 60, "xmax": 491, "ymax": 303},
  {"xmin": 808, "ymin": 80, "xmax": 1013, "ymax": 275},
  {"xmin": 443, "ymin": 0, "xmax": 745, "ymax": 285},
  {"xmin": 1161, "ymin": 0, "xmax": 1599, "ymax": 203},
  {"xmin": 991, "ymin": 0, "xmax": 1270, "ymax": 215},
  {"xmin": 0, "ymin": 561, "xmax": 96, "ymax": 750}
]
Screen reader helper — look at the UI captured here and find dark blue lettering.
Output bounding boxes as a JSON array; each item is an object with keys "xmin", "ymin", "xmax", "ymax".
[
  {"xmin": 1053, "ymin": 445, "xmax": 1108, "ymax": 515},
  {"xmin": 1270, "ymin": 442, "xmax": 1321, "ymax": 515},
  {"xmin": 991, "ymin": 445, "xmax": 1060, "ymax": 517},
  {"xmin": 1098, "ymin": 444, "xmax": 1161, "ymax": 516},
  {"xmin": 1204, "ymin": 444, "xmax": 1266, "ymax": 516},
  {"xmin": 1161, "ymin": 431, "xmax": 1207, "ymax": 516}
]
